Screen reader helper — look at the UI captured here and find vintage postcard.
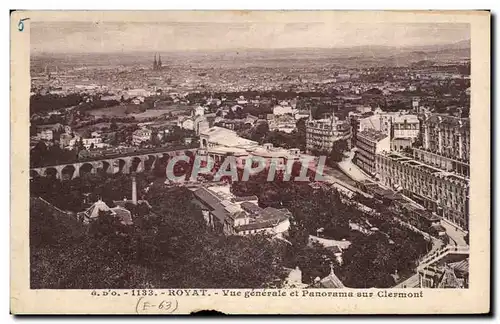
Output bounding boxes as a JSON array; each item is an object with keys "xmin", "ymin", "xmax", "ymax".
[{"xmin": 10, "ymin": 10, "xmax": 490, "ymax": 314}]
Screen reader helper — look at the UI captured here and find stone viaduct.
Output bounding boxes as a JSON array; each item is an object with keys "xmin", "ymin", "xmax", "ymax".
[{"xmin": 30, "ymin": 148, "xmax": 197, "ymax": 180}]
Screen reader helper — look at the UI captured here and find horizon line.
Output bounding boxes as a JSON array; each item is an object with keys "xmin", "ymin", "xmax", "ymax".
[{"xmin": 31, "ymin": 40, "xmax": 471, "ymax": 56}]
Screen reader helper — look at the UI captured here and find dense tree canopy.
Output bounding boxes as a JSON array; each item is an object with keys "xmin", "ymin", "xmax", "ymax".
[
  {"xmin": 30, "ymin": 93, "xmax": 84, "ymax": 114},
  {"xmin": 30, "ymin": 183, "xmax": 287, "ymax": 289},
  {"xmin": 30, "ymin": 141, "xmax": 79, "ymax": 168}
]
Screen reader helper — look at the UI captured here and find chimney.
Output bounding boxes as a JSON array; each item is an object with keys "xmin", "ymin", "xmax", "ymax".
[{"xmin": 132, "ymin": 173, "xmax": 137, "ymax": 205}]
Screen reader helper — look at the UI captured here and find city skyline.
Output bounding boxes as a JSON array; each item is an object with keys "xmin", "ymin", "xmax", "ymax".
[{"xmin": 31, "ymin": 21, "xmax": 470, "ymax": 53}]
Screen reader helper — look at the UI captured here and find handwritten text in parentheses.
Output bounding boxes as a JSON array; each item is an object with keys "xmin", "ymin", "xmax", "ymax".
[{"xmin": 135, "ymin": 296, "xmax": 179, "ymax": 314}]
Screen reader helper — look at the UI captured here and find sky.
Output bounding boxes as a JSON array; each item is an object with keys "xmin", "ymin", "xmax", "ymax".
[{"xmin": 31, "ymin": 20, "xmax": 470, "ymax": 53}]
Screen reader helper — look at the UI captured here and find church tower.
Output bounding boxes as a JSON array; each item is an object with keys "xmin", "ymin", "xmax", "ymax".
[
  {"xmin": 158, "ymin": 54, "xmax": 162, "ymax": 70},
  {"xmin": 153, "ymin": 54, "xmax": 158, "ymax": 70}
]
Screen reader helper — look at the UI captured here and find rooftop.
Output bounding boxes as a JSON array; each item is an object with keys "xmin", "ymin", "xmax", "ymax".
[
  {"xmin": 379, "ymin": 151, "xmax": 468, "ymax": 183},
  {"xmin": 232, "ymin": 195, "xmax": 258, "ymax": 203},
  {"xmin": 392, "ymin": 114, "xmax": 419, "ymax": 124},
  {"xmin": 82, "ymin": 199, "xmax": 114, "ymax": 219},
  {"xmin": 78, "ymin": 199, "xmax": 134, "ymax": 225},
  {"xmin": 201, "ymin": 126, "xmax": 258, "ymax": 149},
  {"xmin": 426, "ymin": 114, "xmax": 469, "ymax": 129},
  {"xmin": 193, "ymin": 187, "xmax": 222, "ymax": 210},
  {"xmin": 37, "ymin": 123, "xmax": 64, "ymax": 131},
  {"xmin": 449, "ymin": 259, "xmax": 469, "ymax": 274},
  {"xmin": 357, "ymin": 128, "xmax": 388, "ymax": 142},
  {"xmin": 319, "ymin": 268, "xmax": 345, "ymax": 288},
  {"xmin": 240, "ymin": 201, "xmax": 263, "ymax": 214}
]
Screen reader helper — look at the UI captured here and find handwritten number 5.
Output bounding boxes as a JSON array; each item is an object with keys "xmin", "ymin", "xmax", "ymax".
[{"xmin": 18, "ymin": 18, "xmax": 30, "ymax": 32}]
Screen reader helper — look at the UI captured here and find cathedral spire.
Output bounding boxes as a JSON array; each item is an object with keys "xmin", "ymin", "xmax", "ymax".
[
  {"xmin": 158, "ymin": 54, "xmax": 162, "ymax": 69},
  {"xmin": 153, "ymin": 53, "xmax": 157, "ymax": 70}
]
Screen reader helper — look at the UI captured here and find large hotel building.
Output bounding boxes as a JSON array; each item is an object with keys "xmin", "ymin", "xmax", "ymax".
[
  {"xmin": 374, "ymin": 114, "xmax": 470, "ymax": 231},
  {"xmin": 415, "ymin": 114, "xmax": 470, "ymax": 177},
  {"xmin": 305, "ymin": 114, "xmax": 352, "ymax": 153},
  {"xmin": 376, "ymin": 151, "xmax": 469, "ymax": 230}
]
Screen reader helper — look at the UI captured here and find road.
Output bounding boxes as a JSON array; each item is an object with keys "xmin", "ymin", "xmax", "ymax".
[
  {"xmin": 321, "ymin": 165, "xmax": 358, "ymax": 187},
  {"xmin": 441, "ymin": 220, "xmax": 468, "ymax": 246},
  {"xmin": 337, "ymin": 149, "xmax": 371, "ymax": 182},
  {"xmin": 309, "ymin": 235, "xmax": 352, "ymax": 249}
]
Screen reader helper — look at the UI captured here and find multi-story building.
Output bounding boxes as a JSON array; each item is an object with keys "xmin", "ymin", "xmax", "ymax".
[
  {"xmin": 82, "ymin": 136, "xmax": 108, "ymax": 150},
  {"xmin": 354, "ymin": 129, "xmax": 390, "ymax": 175},
  {"xmin": 306, "ymin": 115, "xmax": 351, "ymax": 153},
  {"xmin": 353, "ymin": 111, "xmax": 420, "ymax": 153},
  {"xmin": 414, "ymin": 114, "xmax": 470, "ymax": 177},
  {"xmin": 35, "ymin": 123, "xmax": 64, "ymax": 141},
  {"xmin": 132, "ymin": 128, "xmax": 153, "ymax": 146},
  {"xmin": 357, "ymin": 112, "xmax": 419, "ymax": 137},
  {"xmin": 391, "ymin": 114, "xmax": 420, "ymax": 152},
  {"xmin": 358, "ymin": 113, "xmax": 392, "ymax": 134},
  {"xmin": 38, "ymin": 129, "xmax": 55, "ymax": 141},
  {"xmin": 422, "ymin": 114, "xmax": 470, "ymax": 160},
  {"xmin": 268, "ymin": 114, "xmax": 297, "ymax": 134},
  {"xmin": 375, "ymin": 151, "xmax": 469, "ymax": 230},
  {"xmin": 392, "ymin": 114, "xmax": 420, "ymax": 140},
  {"xmin": 273, "ymin": 104, "xmax": 294, "ymax": 116},
  {"xmin": 177, "ymin": 116, "xmax": 195, "ymax": 131}
]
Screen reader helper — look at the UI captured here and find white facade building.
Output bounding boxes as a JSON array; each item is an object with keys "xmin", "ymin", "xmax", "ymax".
[
  {"xmin": 132, "ymin": 128, "xmax": 153, "ymax": 145},
  {"xmin": 273, "ymin": 105, "xmax": 294, "ymax": 116}
]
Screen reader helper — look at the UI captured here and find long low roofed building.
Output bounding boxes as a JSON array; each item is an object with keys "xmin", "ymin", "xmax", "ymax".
[
  {"xmin": 198, "ymin": 127, "xmax": 317, "ymax": 172},
  {"xmin": 193, "ymin": 186, "xmax": 291, "ymax": 236}
]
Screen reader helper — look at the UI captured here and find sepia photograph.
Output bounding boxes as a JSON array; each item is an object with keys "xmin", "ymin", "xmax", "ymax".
[{"xmin": 10, "ymin": 10, "xmax": 490, "ymax": 314}]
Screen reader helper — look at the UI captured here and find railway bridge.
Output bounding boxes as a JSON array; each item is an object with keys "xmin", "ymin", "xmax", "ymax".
[{"xmin": 30, "ymin": 148, "xmax": 197, "ymax": 180}]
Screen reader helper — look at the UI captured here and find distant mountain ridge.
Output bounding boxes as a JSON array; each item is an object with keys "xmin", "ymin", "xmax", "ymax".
[
  {"xmin": 32, "ymin": 39, "xmax": 471, "ymax": 57},
  {"xmin": 31, "ymin": 39, "xmax": 470, "ymax": 70}
]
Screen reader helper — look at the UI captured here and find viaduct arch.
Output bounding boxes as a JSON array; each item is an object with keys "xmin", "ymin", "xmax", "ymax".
[{"xmin": 30, "ymin": 149, "xmax": 196, "ymax": 180}]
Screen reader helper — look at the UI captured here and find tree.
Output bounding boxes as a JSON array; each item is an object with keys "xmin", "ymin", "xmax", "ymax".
[
  {"xmin": 296, "ymin": 117, "xmax": 307, "ymax": 133},
  {"xmin": 150, "ymin": 130, "xmax": 161, "ymax": 147},
  {"xmin": 283, "ymin": 242, "xmax": 335, "ymax": 285},
  {"xmin": 259, "ymin": 186, "xmax": 281, "ymax": 208},
  {"xmin": 251, "ymin": 122, "xmax": 270, "ymax": 142},
  {"xmin": 365, "ymin": 88, "xmax": 383, "ymax": 96},
  {"xmin": 327, "ymin": 139, "xmax": 349, "ymax": 165},
  {"xmin": 77, "ymin": 137, "xmax": 85, "ymax": 151},
  {"xmin": 225, "ymin": 109, "xmax": 236, "ymax": 119},
  {"xmin": 78, "ymin": 149, "xmax": 90, "ymax": 160},
  {"xmin": 31, "ymin": 141, "xmax": 48, "ymax": 167},
  {"xmin": 287, "ymin": 222, "xmax": 309, "ymax": 250}
]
